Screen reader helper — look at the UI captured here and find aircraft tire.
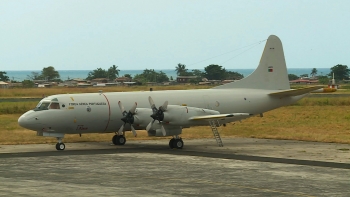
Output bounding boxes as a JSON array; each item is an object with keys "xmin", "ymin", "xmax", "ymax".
[
  {"xmin": 118, "ymin": 136, "xmax": 126, "ymax": 145},
  {"xmin": 56, "ymin": 142, "xmax": 65, "ymax": 151},
  {"xmin": 173, "ymin": 139, "xmax": 184, "ymax": 149},
  {"xmin": 112, "ymin": 135, "xmax": 119, "ymax": 145},
  {"xmin": 169, "ymin": 138, "xmax": 175, "ymax": 149}
]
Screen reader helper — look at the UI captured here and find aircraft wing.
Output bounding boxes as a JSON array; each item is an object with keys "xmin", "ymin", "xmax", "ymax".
[
  {"xmin": 189, "ymin": 113, "xmax": 252, "ymax": 121},
  {"xmin": 268, "ymin": 86, "xmax": 323, "ymax": 97}
]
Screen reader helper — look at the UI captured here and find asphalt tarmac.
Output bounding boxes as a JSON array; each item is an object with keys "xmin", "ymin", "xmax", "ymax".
[{"xmin": 0, "ymin": 138, "xmax": 349, "ymax": 196}]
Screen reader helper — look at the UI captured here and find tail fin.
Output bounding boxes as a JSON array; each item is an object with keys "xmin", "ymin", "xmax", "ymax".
[{"xmin": 213, "ymin": 35, "xmax": 290, "ymax": 90}]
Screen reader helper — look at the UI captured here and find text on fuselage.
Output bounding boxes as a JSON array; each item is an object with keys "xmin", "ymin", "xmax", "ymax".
[{"xmin": 69, "ymin": 102, "xmax": 107, "ymax": 106}]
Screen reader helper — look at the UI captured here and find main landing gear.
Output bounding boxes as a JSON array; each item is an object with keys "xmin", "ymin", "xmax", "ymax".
[
  {"xmin": 56, "ymin": 137, "xmax": 65, "ymax": 150},
  {"xmin": 169, "ymin": 137, "xmax": 184, "ymax": 149},
  {"xmin": 111, "ymin": 132, "xmax": 184, "ymax": 149},
  {"xmin": 112, "ymin": 134, "xmax": 126, "ymax": 145}
]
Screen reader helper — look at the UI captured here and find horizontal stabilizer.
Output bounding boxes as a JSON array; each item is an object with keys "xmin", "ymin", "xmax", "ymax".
[
  {"xmin": 189, "ymin": 113, "xmax": 252, "ymax": 121},
  {"xmin": 269, "ymin": 86, "xmax": 323, "ymax": 97}
]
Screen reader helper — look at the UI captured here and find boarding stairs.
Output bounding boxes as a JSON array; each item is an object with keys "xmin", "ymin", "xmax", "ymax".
[{"xmin": 209, "ymin": 120, "xmax": 224, "ymax": 147}]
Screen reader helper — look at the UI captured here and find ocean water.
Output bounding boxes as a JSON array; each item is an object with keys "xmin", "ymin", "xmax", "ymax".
[{"xmin": 4, "ymin": 68, "xmax": 331, "ymax": 81}]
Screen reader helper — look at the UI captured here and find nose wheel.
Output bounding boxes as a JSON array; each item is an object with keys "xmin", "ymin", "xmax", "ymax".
[
  {"xmin": 55, "ymin": 142, "xmax": 65, "ymax": 150},
  {"xmin": 55, "ymin": 137, "xmax": 65, "ymax": 150}
]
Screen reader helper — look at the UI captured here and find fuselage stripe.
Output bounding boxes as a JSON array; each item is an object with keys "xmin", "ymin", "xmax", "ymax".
[{"xmin": 102, "ymin": 93, "xmax": 111, "ymax": 131}]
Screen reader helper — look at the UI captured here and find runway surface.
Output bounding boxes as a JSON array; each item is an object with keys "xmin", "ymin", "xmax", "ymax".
[{"xmin": 0, "ymin": 138, "xmax": 349, "ymax": 196}]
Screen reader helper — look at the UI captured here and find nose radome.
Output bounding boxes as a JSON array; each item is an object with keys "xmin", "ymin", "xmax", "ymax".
[
  {"xmin": 18, "ymin": 110, "xmax": 40, "ymax": 131},
  {"xmin": 18, "ymin": 114, "xmax": 28, "ymax": 128}
]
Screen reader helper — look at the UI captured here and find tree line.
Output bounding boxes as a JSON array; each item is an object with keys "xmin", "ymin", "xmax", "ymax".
[
  {"xmin": 175, "ymin": 63, "xmax": 244, "ymax": 81},
  {"xmin": 1, "ymin": 64, "xmax": 349, "ymax": 85},
  {"xmin": 288, "ymin": 64, "xmax": 349, "ymax": 84}
]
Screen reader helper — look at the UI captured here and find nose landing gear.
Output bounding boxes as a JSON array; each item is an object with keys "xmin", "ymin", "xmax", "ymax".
[
  {"xmin": 37, "ymin": 132, "xmax": 65, "ymax": 151},
  {"xmin": 55, "ymin": 137, "xmax": 65, "ymax": 150}
]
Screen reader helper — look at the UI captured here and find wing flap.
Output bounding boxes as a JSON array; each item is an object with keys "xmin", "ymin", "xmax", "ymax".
[
  {"xmin": 189, "ymin": 113, "xmax": 252, "ymax": 121},
  {"xmin": 268, "ymin": 86, "xmax": 323, "ymax": 97}
]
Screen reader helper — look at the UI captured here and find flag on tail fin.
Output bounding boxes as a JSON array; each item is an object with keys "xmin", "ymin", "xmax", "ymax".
[{"xmin": 268, "ymin": 66, "xmax": 273, "ymax": 72}]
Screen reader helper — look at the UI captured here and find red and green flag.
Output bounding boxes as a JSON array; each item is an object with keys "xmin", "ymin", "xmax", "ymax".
[{"xmin": 268, "ymin": 66, "xmax": 273, "ymax": 72}]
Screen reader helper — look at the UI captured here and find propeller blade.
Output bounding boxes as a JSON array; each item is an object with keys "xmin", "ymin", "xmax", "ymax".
[
  {"xmin": 146, "ymin": 122, "xmax": 152, "ymax": 131},
  {"xmin": 130, "ymin": 102, "xmax": 137, "ymax": 114},
  {"xmin": 146, "ymin": 120, "xmax": 155, "ymax": 131},
  {"xmin": 148, "ymin": 96, "xmax": 157, "ymax": 112},
  {"xmin": 118, "ymin": 101, "xmax": 125, "ymax": 113},
  {"xmin": 160, "ymin": 101, "xmax": 168, "ymax": 111},
  {"xmin": 148, "ymin": 96, "xmax": 155, "ymax": 107},
  {"xmin": 161, "ymin": 125, "xmax": 166, "ymax": 136},
  {"xmin": 130, "ymin": 125, "xmax": 137, "ymax": 137},
  {"xmin": 118, "ymin": 124, "xmax": 124, "ymax": 135}
]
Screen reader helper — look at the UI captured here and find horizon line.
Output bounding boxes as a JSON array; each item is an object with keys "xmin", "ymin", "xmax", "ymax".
[{"xmin": 3, "ymin": 67, "xmax": 331, "ymax": 71}]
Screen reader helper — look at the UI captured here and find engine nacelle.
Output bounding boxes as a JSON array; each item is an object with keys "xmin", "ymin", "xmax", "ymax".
[
  {"xmin": 133, "ymin": 105, "xmax": 220, "ymax": 132},
  {"xmin": 162, "ymin": 105, "xmax": 220, "ymax": 126},
  {"xmin": 147, "ymin": 127, "xmax": 182, "ymax": 137},
  {"xmin": 132, "ymin": 108, "xmax": 153, "ymax": 127}
]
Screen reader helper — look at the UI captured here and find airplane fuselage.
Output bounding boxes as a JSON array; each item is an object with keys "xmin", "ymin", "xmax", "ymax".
[{"xmin": 18, "ymin": 88, "xmax": 306, "ymax": 135}]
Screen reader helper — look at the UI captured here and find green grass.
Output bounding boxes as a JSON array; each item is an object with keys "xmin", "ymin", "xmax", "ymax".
[
  {"xmin": 0, "ymin": 102, "xmax": 37, "ymax": 114},
  {"xmin": 293, "ymin": 97, "xmax": 350, "ymax": 106}
]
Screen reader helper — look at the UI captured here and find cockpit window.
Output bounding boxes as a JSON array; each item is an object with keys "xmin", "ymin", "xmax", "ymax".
[
  {"xmin": 34, "ymin": 102, "xmax": 51, "ymax": 111},
  {"xmin": 34, "ymin": 102, "xmax": 60, "ymax": 111},
  {"xmin": 49, "ymin": 102, "xmax": 60, "ymax": 109}
]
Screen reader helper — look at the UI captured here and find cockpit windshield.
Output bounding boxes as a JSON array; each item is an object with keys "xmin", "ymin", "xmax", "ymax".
[
  {"xmin": 34, "ymin": 102, "xmax": 50, "ymax": 111},
  {"xmin": 34, "ymin": 102, "xmax": 60, "ymax": 111}
]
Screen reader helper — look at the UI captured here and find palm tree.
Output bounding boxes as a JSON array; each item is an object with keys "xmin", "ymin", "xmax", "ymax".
[
  {"xmin": 108, "ymin": 65, "xmax": 120, "ymax": 80},
  {"xmin": 175, "ymin": 63, "xmax": 188, "ymax": 76},
  {"xmin": 310, "ymin": 68, "xmax": 318, "ymax": 78}
]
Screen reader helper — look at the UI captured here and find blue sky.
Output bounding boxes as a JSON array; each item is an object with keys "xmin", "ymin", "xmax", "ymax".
[{"xmin": 1, "ymin": 0, "xmax": 349, "ymax": 71}]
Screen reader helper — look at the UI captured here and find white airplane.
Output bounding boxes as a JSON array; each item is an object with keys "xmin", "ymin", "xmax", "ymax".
[{"xmin": 18, "ymin": 35, "xmax": 321, "ymax": 150}]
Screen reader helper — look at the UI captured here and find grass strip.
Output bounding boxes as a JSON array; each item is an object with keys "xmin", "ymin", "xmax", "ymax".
[{"xmin": 1, "ymin": 105, "xmax": 349, "ymax": 145}]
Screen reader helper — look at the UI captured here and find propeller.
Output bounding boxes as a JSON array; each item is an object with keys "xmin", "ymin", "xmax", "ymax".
[
  {"xmin": 146, "ymin": 96, "xmax": 167, "ymax": 136},
  {"xmin": 118, "ymin": 101, "xmax": 138, "ymax": 137}
]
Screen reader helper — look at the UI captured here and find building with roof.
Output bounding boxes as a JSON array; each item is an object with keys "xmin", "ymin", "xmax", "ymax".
[
  {"xmin": 91, "ymin": 78, "xmax": 108, "ymax": 84},
  {"xmin": 176, "ymin": 76, "xmax": 198, "ymax": 83},
  {"xmin": 289, "ymin": 79, "xmax": 319, "ymax": 84},
  {"xmin": 115, "ymin": 77, "xmax": 131, "ymax": 83},
  {"xmin": 0, "ymin": 81, "xmax": 9, "ymax": 88}
]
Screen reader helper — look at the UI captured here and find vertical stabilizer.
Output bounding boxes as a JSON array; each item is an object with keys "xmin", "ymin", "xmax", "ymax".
[{"xmin": 213, "ymin": 35, "xmax": 290, "ymax": 90}]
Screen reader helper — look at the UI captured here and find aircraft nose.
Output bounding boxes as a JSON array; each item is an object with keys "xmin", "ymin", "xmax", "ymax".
[
  {"xmin": 18, "ymin": 114, "xmax": 29, "ymax": 128},
  {"xmin": 18, "ymin": 111, "xmax": 38, "ymax": 130}
]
